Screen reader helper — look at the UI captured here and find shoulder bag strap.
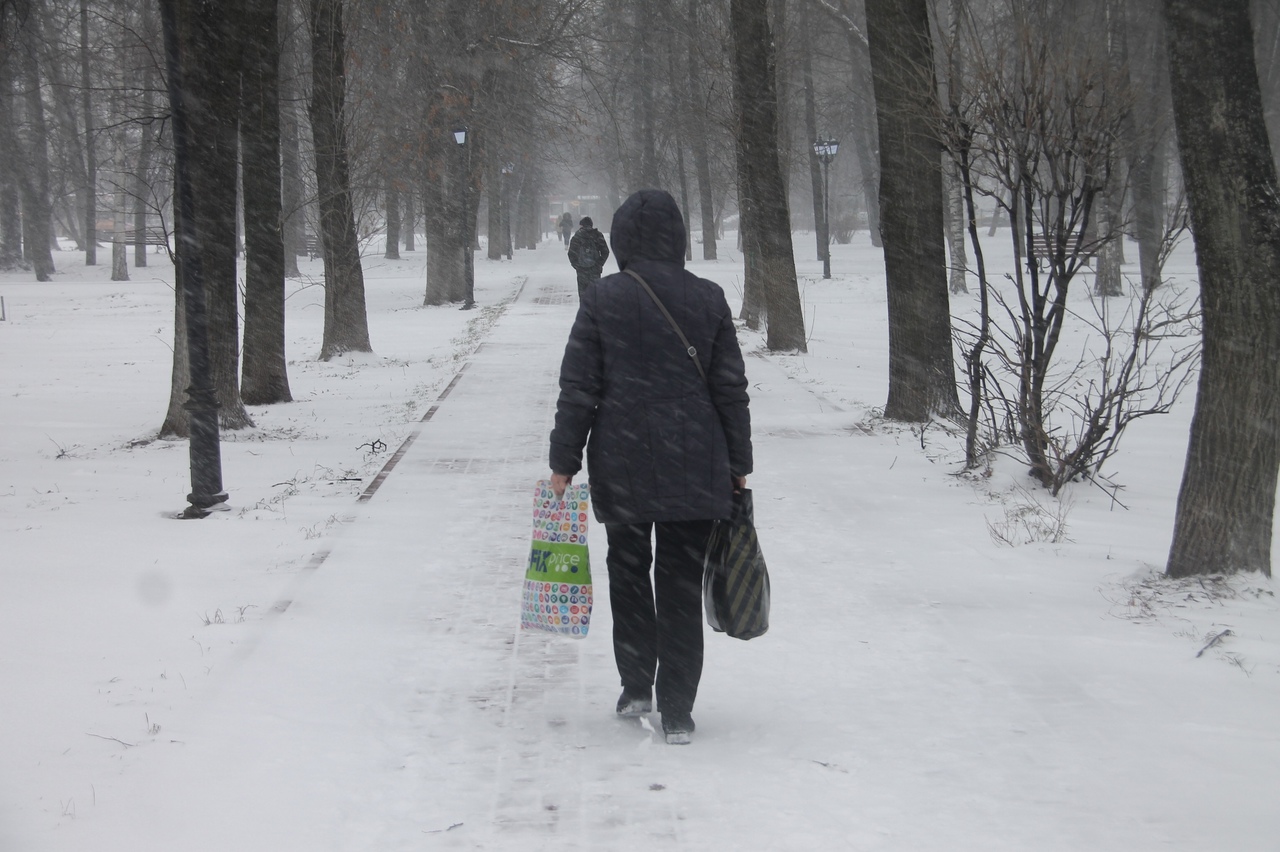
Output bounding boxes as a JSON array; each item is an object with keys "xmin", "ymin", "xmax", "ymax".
[{"xmin": 623, "ymin": 268, "xmax": 708, "ymax": 385}]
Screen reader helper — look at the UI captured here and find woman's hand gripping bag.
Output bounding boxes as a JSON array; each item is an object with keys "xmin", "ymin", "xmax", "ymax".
[{"xmin": 521, "ymin": 481, "xmax": 592, "ymax": 637}]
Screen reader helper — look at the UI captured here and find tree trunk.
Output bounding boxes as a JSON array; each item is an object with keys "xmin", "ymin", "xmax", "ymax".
[
  {"xmin": 81, "ymin": 0, "xmax": 96, "ymax": 267},
  {"xmin": 687, "ymin": 0, "xmax": 717, "ymax": 260},
  {"xmin": 848, "ymin": 28, "xmax": 883, "ymax": 247},
  {"xmin": 159, "ymin": 197, "xmax": 191, "ymax": 437},
  {"xmin": 1122, "ymin": 0, "xmax": 1170, "ymax": 292},
  {"xmin": 800, "ymin": 5, "xmax": 827, "ymax": 264},
  {"xmin": 637, "ymin": 8, "xmax": 659, "ymax": 189},
  {"xmin": 737, "ymin": 171, "xmax": 765, "ymax": 329},
  {"xmin": 0, "ymin": 58, "xmax": 23, "ymax": 270},
  {"xmin": 163, "ymin": 0, "xmax": 253, "ymax": 431},
  {"xmin": 866, "ymin": 0, "xmax": 960, "ymax": 420},
  {"xmin": 385, "ymin": 178, "xmax": 402, "ymax": 260},
  {"xmin": 1164, "ymin": 0, "xmax": 1280, "ymax": 578},
  {"xmin": 109, "ymin": 29, "xmax": 128, "ymax": 285},
  {"xmin": 279, "ymin": 0, "xmax": 305, "ymax": 278},
  {"xmin": 423, "ymin": 157, "xmax": 455, "ymax": 305},
  {"xmin": 943, "ymin": 0, "xmax": 967, "ymax": 294},
  {"xmin": 132, "ymin": 9, "xmax": 157, "ymax": 270},
  {"xmin": 486, "ymin": 156, "xmax": 502, "ymax": 260},
  {"xmin": 308, "ymin": 0, "xmax": 373, "ymax": 359},
  {"xmin": 729, "ymin": 0, "xmax": 806, "ymax": 351},
  {"xmin": 1094, "ymin": 176, "xmax": 1124, "ymax": 297},
  {"xmin": 403, "ymin": 186, "xmax": 416, "ymax": 251},
  {"xmin": 18, "ymin": 8, "xmax": 56, "ymax": 282},
  {"xmin": 240, "ymin": 0, "xmax": 292, "ymax": 405},
  {"xmin": 944, "ymin": 158, "xmax": 968, "ymax": 293}
]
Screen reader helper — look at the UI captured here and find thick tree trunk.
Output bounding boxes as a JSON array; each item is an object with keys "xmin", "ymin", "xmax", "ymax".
[
  {"xmin": 1094, "ymin": 177, "xmax": 1124, "ymax": 297},
  {"xmin": 162, "ymin": 0, "xmax": 253, "ymax": 431},
  {"xmin": 866, "ymin": 0, "xmax": 959, "ymax": 420},
  {"xmin": 240, "ymin": 0, "xmax": 292, "ymax": 405},
  {"xmin": 423, "ymin": 157, "xmax": 454, "ymax": 304},
  {"xmin": 18, "ymin": 10, "xmax": 56, "ymax": 282},
  {"xmin": 729, "ymin": 0, "xmax": 805, "ymax": 351},
  {"xmin": 1164, "ymin": 0, "xmax": 1280, "ymax": 578},
  {"xmin": 308, "ymin": 0, "xmax": 372, "ymax": 358}
]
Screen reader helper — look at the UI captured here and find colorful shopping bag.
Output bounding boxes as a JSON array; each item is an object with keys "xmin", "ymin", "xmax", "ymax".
[{"xmin": 521, "ymin": 480, "xmax": 593, "ymax": 637}]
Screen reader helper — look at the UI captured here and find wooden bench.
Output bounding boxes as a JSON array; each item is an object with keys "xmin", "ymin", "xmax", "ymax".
[
  {"xmin": 303, "ymin": 234, "xmax": 321, "ymax": 259},
  {"xmin": 118, "ymin": 228, "xmax": 169, "ymax": 249},
  {"xmin": 1029, "ymin": 233, "xmax": 1097, "ymax": 267}
]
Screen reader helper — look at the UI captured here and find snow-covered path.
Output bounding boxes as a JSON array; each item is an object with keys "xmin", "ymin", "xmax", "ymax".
[{"xmin": 4, "ymin": 239, "xmax": 1279, "ymax": 850}]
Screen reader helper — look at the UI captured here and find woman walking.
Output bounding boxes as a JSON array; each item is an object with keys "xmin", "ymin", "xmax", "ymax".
[{"xmin": 548, "ymin": 189, "xmax": 752, "ymax": 744}]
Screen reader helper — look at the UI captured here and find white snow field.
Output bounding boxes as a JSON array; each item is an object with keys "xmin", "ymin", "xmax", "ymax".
[{"xmin": 1, "ymin": 231, "xmax": 1278, "ymax": 851}]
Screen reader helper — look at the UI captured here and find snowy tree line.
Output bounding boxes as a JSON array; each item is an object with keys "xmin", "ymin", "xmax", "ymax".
[{"xmin": 0, "ymin": 0, "xmax": 1277, "ymax": 577}]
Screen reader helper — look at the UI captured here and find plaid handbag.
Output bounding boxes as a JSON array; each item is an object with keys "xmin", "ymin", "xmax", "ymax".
[{"xmin": 703, "ymin": 488, "xmax": 770, "ymax": 640}]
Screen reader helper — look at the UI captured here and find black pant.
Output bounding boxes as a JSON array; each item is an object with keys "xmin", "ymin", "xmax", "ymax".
[
  {"xmin": 576, "ymin": 269, "xmax": 601, "ymax": 298},
  {"xmin": 605, "ymin": 520, "xmax": 714, "ymax": 715}
]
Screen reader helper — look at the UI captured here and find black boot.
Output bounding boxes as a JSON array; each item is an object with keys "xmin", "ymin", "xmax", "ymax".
[
  {"xmin": 616, "ymin": 689, "xmax": 653, "ymax": 717},
  {"xmin": 661, "ymin": 711, "xmax": 695, "ymax": 745}
]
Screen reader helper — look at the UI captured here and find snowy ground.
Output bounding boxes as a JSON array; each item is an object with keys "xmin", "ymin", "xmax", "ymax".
[{"xmin": 2, "ymin": 231, "xmax": 1278, "ymax": 851}]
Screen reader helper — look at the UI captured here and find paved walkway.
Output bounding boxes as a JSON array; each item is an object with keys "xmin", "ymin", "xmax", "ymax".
[
  {"xmin": 66, "ymin": 248, "xmax": 1280, "ymax": 851},
  {"xmin": 81, "ymin": 254, "xmax": 846, "ymax": 849}
]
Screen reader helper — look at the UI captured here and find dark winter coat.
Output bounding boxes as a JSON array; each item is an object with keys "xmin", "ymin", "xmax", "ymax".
[
  {"xmin": 549, "ymin": 189, "xmax": 752, "ymax": 524},
  {"xmin": 568, "ymin": 226, "xmax": 610, "ymax": 274}
]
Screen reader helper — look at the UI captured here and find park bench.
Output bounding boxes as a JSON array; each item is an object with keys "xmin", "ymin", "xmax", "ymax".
[
  {"xmin": 303, "ymin": 233, "xmax": 322, "ymax": 259},
  {"xmin": 1028, "ymin": 232, "xmax": 1098, "ymax": 268},
  {"xmin": 117, "ymin": 228, "xmax": 170, "ymax": 250},
  {"xmin": 115, "ymin": 227, "xmax": 170, "ymax": 250}
]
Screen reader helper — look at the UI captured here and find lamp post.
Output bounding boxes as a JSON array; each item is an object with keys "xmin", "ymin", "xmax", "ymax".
[
  {"xmin": 453, "ymin": 126, "xmax": 475, "ymax": 309},
  {"xmin": 501, "ymin": 162, "xmax": 514, "ymax": 260},
  {"xmin": 813, "ymin": 137, "xmax": 839, "ymax": 279}
]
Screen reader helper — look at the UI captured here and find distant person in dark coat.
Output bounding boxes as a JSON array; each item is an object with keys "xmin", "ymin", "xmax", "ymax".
[
  {"xmin": 567, "ymin": 216, "xmax": 610, "ymax": 298},
  {"xmin": 548, "ymin": 188, "xmax": 752, "ymax": 745},
  {"xmin": 558, "ymin": 211, "xmax": 574, "ymax": 246}
]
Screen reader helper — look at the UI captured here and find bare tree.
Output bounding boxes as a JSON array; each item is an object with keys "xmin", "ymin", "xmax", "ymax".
[
  {"xmin": 14, "ymin": 0, "xmax": 56, "ymax": 281},
  {"xmin": 160, "ymin": 0, "xmax": 253, "ymax": 435},
  {"xmin": 240, "ymin": 0, "xmax": 291, "ymax": 404},
  {"xmin": 729, "ymin": 0, "xmax": 806, "ymax": 351},
  {"xmin": 865, "ymin": 0, "xmax": 957, "ymax": 419},
  {"xmin": 1164, "ymin": 0, "xmax": 1280, "ymax": 578},
  {"xmin": 307, "ymin": 0, "xmax": 372, "ymax": 359}
]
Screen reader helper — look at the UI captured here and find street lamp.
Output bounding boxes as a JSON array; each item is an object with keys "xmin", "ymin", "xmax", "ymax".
[
  {"xmin": 500, "ymin": 162, "xmax": 515, "ymax": 260},
  {"xmin": 453, "ymin": 126, "xmax": 475, "ymax": 309},
  {"xmin": 813, "ymin": 137, "xmax": 840, "ymax": 279}
]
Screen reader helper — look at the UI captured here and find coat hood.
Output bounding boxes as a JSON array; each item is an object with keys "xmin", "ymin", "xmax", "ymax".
[{"xmin": 609, "ymin": 189, "xmax": 687, "ymax": 270}]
